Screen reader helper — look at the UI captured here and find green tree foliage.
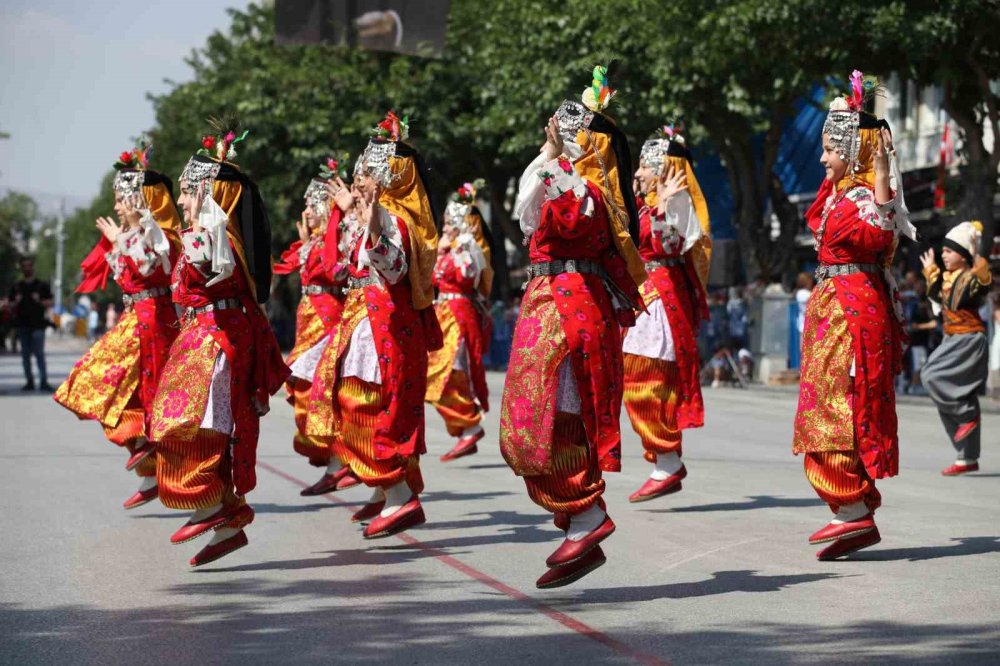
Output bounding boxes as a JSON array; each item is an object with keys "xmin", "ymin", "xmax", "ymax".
[
  {"xmin": 59, "ymin": 0, "xmax": 999, "ymax": 301},
  {"xmin": 871, "ymin": 0, "xmax": 1000, "ymax": 253},
  {"xmin": 0, "ymin": 191, "xmax": 37, "ymax": 294}
]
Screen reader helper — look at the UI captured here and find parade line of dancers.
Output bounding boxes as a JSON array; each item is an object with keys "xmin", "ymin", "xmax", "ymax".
[{"xmin": 53, "ymin": 65, "xmax": 990, "ymax": 588}]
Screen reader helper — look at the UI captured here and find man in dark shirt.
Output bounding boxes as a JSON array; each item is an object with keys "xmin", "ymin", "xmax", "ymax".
[{"xmin": 9, "ymin": 258, "xmax": 54, "ymax": 391}]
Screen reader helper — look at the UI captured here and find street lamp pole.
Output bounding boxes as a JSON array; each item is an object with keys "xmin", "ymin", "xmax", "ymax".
[{"xmin": 53, "ymin": 198, "xmax": 65, "ymax": 313}]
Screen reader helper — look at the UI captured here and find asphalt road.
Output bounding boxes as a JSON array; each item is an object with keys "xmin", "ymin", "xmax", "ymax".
[{"xmin": 1, "ymin": 339, "xmax": 998, "ymax": 665}]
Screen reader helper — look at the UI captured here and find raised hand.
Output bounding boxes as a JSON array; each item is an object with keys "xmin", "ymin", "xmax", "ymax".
[
  {"xmin": 874, "ymin": 127, "xmax": 893, "ymax": 177},
  {"xmin": 656, "ymin": 166, "xmax": 688, "ymax": 213},
  {"xmin": 327, "ymin": 176, "xmax": 355, "ymax": 213},
  {"xmin": 95, "ymin": 216, "xmax": 122, "ymax": 243},
  {"xmin": 297, "ymin": 211, "xmax": 310, "ymax": 244},
  {"xmin": 920, "ymin": 248, "xmax": 936, "ymax": 269},
  {"xmin": 543, "ymin": 116, "xmax": 564, "ymax": 161}
]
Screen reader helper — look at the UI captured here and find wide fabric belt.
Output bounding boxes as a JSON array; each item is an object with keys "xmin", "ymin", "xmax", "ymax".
[
  {"xmin": 815, "ymin": 263, "xmax": 880, "ymax": 282},
  {"xmin": 347, "ymin": 275, "xmax": 381, "ymax": 291},
  {"xmin": 302, "ymin": 284, "xmax": 341, "ymax": 296},
  {"xmin": 644, "ymin": 257, "xmax": 683, "ymax": 271},
  {"xmin": 122, "ymin": 286, "xmax": 171, "ymax": 309},
  {"xmin": 185, "ymin": 297, "xmax": 242, "ymax": 317},
  {"xmin": 525, "ymin": 259, "xmax": 608, "ymax": 281}
]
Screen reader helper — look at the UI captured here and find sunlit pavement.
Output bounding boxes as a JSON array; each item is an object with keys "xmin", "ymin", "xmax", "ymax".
[{"xmin": 1, "ymin": 339, "xmax": 998, "ymax": 665}]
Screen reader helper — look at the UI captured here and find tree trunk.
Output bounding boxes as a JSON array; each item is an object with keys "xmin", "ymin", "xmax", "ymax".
[
  {"xmin": 485, "ymin": 168, "xmax": 521, "ymax": 300},
  {"xmin": 720, "ymin": 139, "xmax": 766, "ymax": 283},
  {"xmin": 944, "ymin": 76, "xmax": 999, "ymax": 255}
]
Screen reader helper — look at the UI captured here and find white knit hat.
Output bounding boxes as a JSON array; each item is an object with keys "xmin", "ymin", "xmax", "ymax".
[{"xmin": 943, "ymin": 220, "xmax": 983, "ymax": 266}]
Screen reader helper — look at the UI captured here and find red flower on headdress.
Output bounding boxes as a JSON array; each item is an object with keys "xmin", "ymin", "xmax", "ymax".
[
  {"xmin": 119, "ymin": 151, "xmax": 133, "ymax": 164},
  {"xmin": 327, "ymin": 157, "xmax": 338, "ymax": 172},
  {"xmin": 202, "ymin": 135, "xmax": 216, "ymax": 150},
  {"xmin": 378, "ymin": 111, "xmax": 402, "ymax": 141}
]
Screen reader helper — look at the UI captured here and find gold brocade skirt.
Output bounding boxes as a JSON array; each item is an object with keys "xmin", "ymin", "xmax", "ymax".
[
  {"xmin": 287, "ymin": 296, "xmax": 328, "ymax": 367},
  {"xmin": 304, "ymin": 290, "xmax": 368, "ymax": 439},
  {"xmin": 793, "ymin": 280, "xmax": 855, "ymax": 454},
  {"xmin": 499, "ymin": 281, "xmax": 570, "ymax": 476},
  {"xmin": 425, "ymin": 303, "xmax": 461, "ymax": 402},
  {"xmin": 149, "ymin": 317, "xmax": 222, "ymax": 443},
  {"xmin": 54, "ymin": 310, "xmax": 141, "ymax": 428}
]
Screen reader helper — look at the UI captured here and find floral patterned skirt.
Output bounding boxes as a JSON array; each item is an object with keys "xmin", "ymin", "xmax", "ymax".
[
  {"xmin": 425, "ymin": 302, "xmax": 461, "ymax": 402},
  {"xmin": 54, "ymin": 310, "xmax": 141, "ymax": 428},
  {"xmin": 793, "ymin": 280, "xmax": 855, "ymax": 454},
  {"xmin": 499, "ymin": 281, "xmax": 570, "ymax": 476},
  {"xmin": 149, "ymin": 317, "xmax": 226, "ymax": 443}
]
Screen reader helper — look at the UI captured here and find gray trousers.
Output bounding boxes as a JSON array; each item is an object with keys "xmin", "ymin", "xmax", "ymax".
[{"xmin": 922, "ymin": 332, "xmax": 988, "ymax": 460}]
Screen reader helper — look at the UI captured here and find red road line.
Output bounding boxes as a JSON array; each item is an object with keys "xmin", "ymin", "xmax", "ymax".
[{"xmin": 258, "ymin": 460, "xmax": 670, "ymax": 666}]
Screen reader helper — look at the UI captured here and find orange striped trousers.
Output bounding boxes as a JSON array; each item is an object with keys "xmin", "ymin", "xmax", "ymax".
[
  {"xmin": 429, "ymin": 370, "xmax": 481, "ymax": 437},
  {"xmin": 290, "ymin": 379, "xmax": 334, "ymax": 466},
  {"xmin": 623, "ymin": 354, "xmax": 682, "ymax": 463},
  {"xmin": 332, "ymin": 376, "xmax": 424, "ymax": 493},
  {"xmin": 804, "ymin": 450, "xmax": 882, "ymax": 515},
  {"xmin": 524, "ymin": 412, "xmax": 605, "ymax": 516},
  {"xmin": 103, "ymin": 406, "xmax": 156, "ymax": 478},
  {"xmin": 156, "ymin": 428, "xmax": 252, "ymax": 528}
]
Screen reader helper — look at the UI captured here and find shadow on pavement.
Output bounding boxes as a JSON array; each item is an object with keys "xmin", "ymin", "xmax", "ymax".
[
  {"xmin": 648, "ymin": 495, "xmax": 821, "ymax": 514},
  {"xmin": 557, "ymin": 569, "xmax": 844, "ymax": 605},
  {"xmin": 849, "ymin": 536, "xmax": 1000, "ymax": 562},
  {"xmin": 3, "ymin": 592, "xmax": 999, "ymax": 665}
]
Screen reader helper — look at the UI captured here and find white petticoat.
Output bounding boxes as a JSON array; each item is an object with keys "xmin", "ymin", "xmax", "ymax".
[
  {"xmin": 201, "ymin": 351, "xmax": 234, "ymax": 435},
  {"xmin": 340, "ymin": 316, "xmax": 382, "ymax": 384},
  {"xmin": 289, "ymin": 337, "xmax": 329, "ymax": 382},
  {"xmin": 622, "ymin": 297, "xmax": 675, "ymax": 361}
]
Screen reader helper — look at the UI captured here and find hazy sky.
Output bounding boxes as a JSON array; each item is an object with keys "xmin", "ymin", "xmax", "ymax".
[{"xmin": 0, "ymin": 0, "xmax": 252, "ymax": 206}]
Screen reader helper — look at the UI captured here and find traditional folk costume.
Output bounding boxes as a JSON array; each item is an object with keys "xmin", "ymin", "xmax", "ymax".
[
  {"xmin": 305, "ymin": 112, "xmax": 442, "ymax": 536},
  {"xmin": 274, "ymin": 164, "xmax": 361, "ymax": 496},
  {"xmin": 55, "ymin": 141, "xmax": 181, "ymax": 510},
  {"xmin": 148, "ymin": 128, "xmax": 289, "ymax": 567},
  {"xmin": 622, "ymin": 127, "xmax": 710, "ymax": 503},
  {"xmin": 499, "ymin": 65, "xmax": 646, "ymax": 588},
  {"xmin": 793, "ymin": 72, "xmax": 916, "ymax": 561},
  {"xmin": 922, "ymin": 221, "xmax": 992, "ymax": 475},
  {"xmin": 425, "ymin": 182, "xmax": 495, "ymax": 462}
]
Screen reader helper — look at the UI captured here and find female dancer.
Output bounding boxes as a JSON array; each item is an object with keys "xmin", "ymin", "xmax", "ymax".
[
  {"xmin": 622, "ymin": 126, "xmax": 710, "ymax": 502},
  {"xmin": 793, "ymin": 71, "xmax": 915, "ymax": 560},
  {"xmin": 148, "ymin": 124, "xmax": 289, "ymax": 566},
  {"xmin": 55, "ymin": 139, "xmax": 180, "ymax": 510},
  {"xmin": 426, "ymin": 181, "xmax": 494, "ymax": 461}
]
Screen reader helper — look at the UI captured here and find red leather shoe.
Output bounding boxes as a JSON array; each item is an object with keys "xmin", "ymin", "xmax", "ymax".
[
  {"xmin": 816, "ymin": 527, "xmax": 881, "ymax": 561},
  {"xmin": 942, "ymin": 461, "xmax": 979, "ymax": 476},
  {"xmin": 335, "ymin": 469, "xmax": 361, "ymax": 490},
  {"xmin": 953, "ymin": 418, "xmax": 980, "ymax": 443},
  {"xmin": 189, "ymin": 530, "xmax": 248, "ymax": 567},
  {"xmin": 125, "ymin": 444, "xmax": 155, "ymax": 472},
  {"xmin": 440, "ymin": 430, "xmax": 485, "ymax": 462},
  {"xmin": 351, "ymin": 500, "xmax": 385, "ymax": 524},
  {"xmin": 545, "ymin": 514, "xmax": 615, "ymax": 568},
  {"xmin": 123, "ymin": 485, "xmax": 158, "ymax": 510},
  {"xmin": 536, "ymin": 546, "xmax": 607, "ymax": 589},
  {"xmin": 363, "ymin": 496, "xmax": 426, "ymax": 539},
  {"xmin": 170, "ymin": 506, "xmax": 232, "ymax": 545},
  {"xmin": 300, "ymin": 473, "xmax": 338, "ymax": 496},
  {"xmin": 300, "ymin": 466, "xmax": 359, "ymax": 496},
  {"xmin": 628, "ymin": 465, "xmax": 687, "ymax": 503},
  {"xmin": 808, "ymin": 513, "xmax": 875, "ymax": 544}
]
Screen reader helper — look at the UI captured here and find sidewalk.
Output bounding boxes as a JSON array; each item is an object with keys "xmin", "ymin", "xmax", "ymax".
[{"xmin": 742, "ymin": 381, "xmax": 1000, "ymax": 414}]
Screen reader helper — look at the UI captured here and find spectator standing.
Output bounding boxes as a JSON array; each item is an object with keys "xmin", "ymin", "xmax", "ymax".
[
  {"xmin": 105, "ymin": 303, "xmax": 118, "ymax": 331},
  {"xmin": 794, "ymin": 272, "xmax": 815, "ymax": 337},
  {"xmin": 87, "ymin": 302, "xmax": 100, "ymax": 342},
  {"xmin": 8, "ymin": 258, "xmax": 54, "ymax": 391}
]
